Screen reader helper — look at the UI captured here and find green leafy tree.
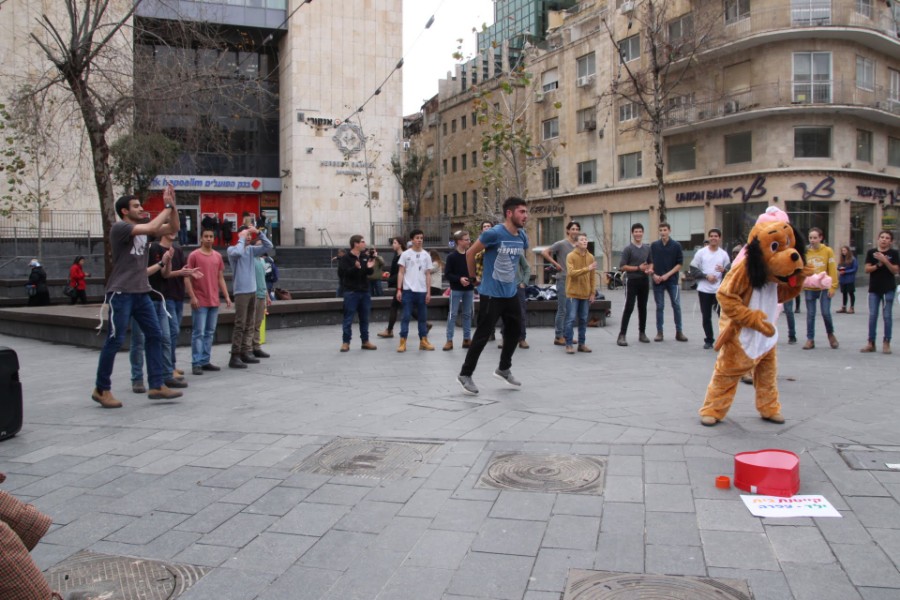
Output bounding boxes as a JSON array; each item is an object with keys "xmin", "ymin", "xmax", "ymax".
[{"xmin": 110, "ymin": 132, "xmax": 181, "ymax": 201}]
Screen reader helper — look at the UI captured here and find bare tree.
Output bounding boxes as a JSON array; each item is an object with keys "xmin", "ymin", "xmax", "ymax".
[
  {"xmin": 600, "ymin": 0, "xmax": 722, "ymax": 223},
  {"xmin": 390, "ymin": 149, "xmax": 432, "ymax": 220}
]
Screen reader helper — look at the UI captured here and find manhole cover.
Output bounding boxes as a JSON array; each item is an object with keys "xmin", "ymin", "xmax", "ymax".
[
  {"xmin": 477, "ymin": 453, "xmax": 606, "ymax": 494},
  {"xmin": 292, "ymin": 437, "xmax": 441, "ymax": 479},
  {"xmin": 563, "ymin": 569, "xmax": 752, "ymax": 599},
  {"xmin": 837, "ymin": 444, "xmax": 900, "ymax": 471},
  {"xmin": 44, "ymin": 551, "xmax": 208, "ymax": 599}
]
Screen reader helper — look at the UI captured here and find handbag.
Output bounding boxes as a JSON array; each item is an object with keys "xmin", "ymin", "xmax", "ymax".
[
  {"xmin": 63, "ymin": 285, "xmax": 76, "ymax": 298},
  {"xmin": 25, "ymin": 285, "xmax": 36, "ymax": 297}
]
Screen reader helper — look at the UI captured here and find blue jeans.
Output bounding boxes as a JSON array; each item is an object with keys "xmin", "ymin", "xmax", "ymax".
[
  {"xmin": 130, "ymin": 302, "xmax": 173, "ymax": 383},
  {"xmin": 805, "ymin": 289, "xmax": 834, "ymax": 340},
  {"xmin": 654, "ymin": 279, "xmax": 683, "ymax": 333},
  {"xmin": 783, "ymin": 301, "xmax": 796, "ymax": 340},
  {"xmin": 400, "ymin": 291, "xmax": 428, "ymax": 339},
  {"xmin": 564, "ymin": 298, "xmax": 590, "ymax": 346},
  {"xmin": 342, "ymin": 290, "xmax": 372, "ymax": 343},
  {"xmin": 191, "ymin": 305, "xmax": 219, "ymax": 367},
  {"xmin": 96, "ymin": 292, "xmax": 165, "ymax": 391},
  {"xmin": 554, "ymin": 277, "xmax": 568, "ymax": 338},
  {"xmin": 447, "ymin": 290, "xmax": 474, "ymax": 341},
  {"xmin": 369, "ymin": 280, "xmax": 383, "ymax": 297},
  {"xmin": 165, "ymin": 299, "xmax": 184, "ymax": 370},
  {"xmin": 868, "ymin": 290, "xmax": 895, "ymax": 342}
]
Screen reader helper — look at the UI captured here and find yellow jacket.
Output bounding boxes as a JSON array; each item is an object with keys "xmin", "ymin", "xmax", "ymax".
[
  {"xmin": 804, "ymin": 245, "xmax": 839, "ymax": 292},
  {"xmin": 565, "ymin": 250, "xmax": 598, "ymax": 299}
]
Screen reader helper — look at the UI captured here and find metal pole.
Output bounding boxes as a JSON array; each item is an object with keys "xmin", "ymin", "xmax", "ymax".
[{"xmin": 356, "ymin": 114, "xmax": 375, "ymax": 245}]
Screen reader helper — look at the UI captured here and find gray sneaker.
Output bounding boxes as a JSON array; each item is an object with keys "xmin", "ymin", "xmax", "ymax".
[
  {"xmin": 457, "ymin": 375, "xmax": 479, "ymax": 396},
  {"xmin": 493, "ymin": 369, "xmax": 521, "ymax": 387}
]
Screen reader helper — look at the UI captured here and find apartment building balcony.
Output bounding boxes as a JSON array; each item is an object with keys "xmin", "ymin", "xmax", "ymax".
[
  {"xmin": 663, "ymin": 79, "xmax": 900, "ymax": 135},
  {"xmin": 710, "ymin": 2, "xmax": 900, "ymax": 57}
]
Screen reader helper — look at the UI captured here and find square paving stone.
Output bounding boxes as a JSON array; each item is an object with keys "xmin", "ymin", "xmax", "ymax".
[
  {"xmin": 373, "ymin": 517, "xmax": 430, "ymax": 552},
  {"xmin": 816, "ymin": 510, "xmax": 873, "ymax": 545},
  {"xmin": 645, "ymin": 483, "xmax": 695, "ymax": 512},
  {"xmin": 174, "ymin": 502, "xmax": 244, "ymax": 534},
  {"xmin": 303, "ymin": 483, "xmax": 372, "ymax": 506},
  {"xmin": 270, "ymin": 502, "xmax": 348, "ymax": 537},
  {"xmin": 528, "ymin": 549, "xmax": 596, "ymax": 593},
  {"xmin": 105, "ymin": 511, "xmax": 190, "ymax": 545},
  {"xmin": 832, "ymin": 542, "xmax": 900, "ymax": 588},
  {"xmin": 701, "ymin": 531, "xmax": 779, "ymax": 571},
  {"xmin": 376, "ymin": 566, "xmax": 455, "ymax": 600},
  {"xmin": 405, "ymin": 529, "xmax": 475, "ymax": 569},
  {"xmin": 645, "ymin": 460, "xmax": 690, "ymax": 484},
  {"xmin": 845, "ymin": 496, "xmax": 900, "ymax": 529},
  {"xmin": 255, "ymin": 565, "xmax": 342, "ymax": 600},
  {"xmin": 645, "ymin": 544, "xmax": 707, "ymax": 576},
  {"xmin": 220, "ymin": 478, "xmax": 280, "ymax": 505},
  {"xmin": 446, "ymin": 552, "xmax": 534, "ymax": 600},
  {"xmin": 870, "ymin": 528, "xmax": 900, "ymax": 568},
  {"xmin": 645, "ymin": 511, "xmax": 701, "ymax": 546},
  {"xmin": 780, "ymin": 563, "xmax": 863, "ymax": 600},
  {"xmin": 299, "ymin": 530, "xmax": 375, "ymax": 570},
  {"xmin": 244, "ymin": 486, "xmax": 313, "ymax": 516},
  {"xmin": 695, "ymin": 498, "xmax": 764, "ymax": 532},
  {"xmin": 542, "ymin": 515, "xmax": 599, "ymax": 550},
  {"xmin": 430, "ymin": 499, "xmax": 493, "ymax": 532},
  {"xmin": 199, "ymin": 513, "xmax": 277, "ymax": 548},
  {"xmin": 594, "ymin": 532, "xmax": 644, "ymax": 573},
  {"xmin": 552, "ymin": 493, "xmax": 603, "ymax": 517},
  {"xmin": 43, "ymin": 512, "xmax": 134, "ymax": 547},
  {"xmin": 174, "ymin": 543, "xmax": 237, "ymax": 568},
  {"xmin": 178, "ymin": 568, "xmax": 274, "ymax": 600},
  {"xmin": 764, "ymin": 525, "xmax": 835, "ymax": 564},
  {"xmin": 602, "ymin": 475, "xmax": 643, "ymax": 502},
  {"xmin": 472, "ymin": 518, "xmax": 546, "ymax": 556},
  {"xmin": 600, "ymin": 502, "xmax": 644, "ymax": 534},
  {"xmin": 490, "ymin": 490, "xmax": 556, "ymax": 521},
  {"xmin": 224, "ymin": 532, "xmax": 318, "ymax": 575}
]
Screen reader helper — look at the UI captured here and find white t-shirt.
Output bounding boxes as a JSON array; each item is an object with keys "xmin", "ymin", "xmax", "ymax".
[
  {"xmin": 690, "ymin": 246, "xmax": 730, "ymax": 294},
  {"xmin": 398, "ymin": 249, "xmax": 433, "ymax": 292}
]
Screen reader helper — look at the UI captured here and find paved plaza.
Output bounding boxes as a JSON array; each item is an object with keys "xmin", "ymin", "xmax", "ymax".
[{"xmin": 1, "ymin": 286, "xmax": 899, "ymax": 599}]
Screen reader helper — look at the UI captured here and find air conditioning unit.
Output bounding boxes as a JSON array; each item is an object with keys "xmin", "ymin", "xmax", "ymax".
[
  {"xmin": 584, "ymin": 120, "xmax": 597, "ymax": 131},
  {"xmin": 535, "ymin": 91, "xmax": 545, "ymax": 103},
  {"xmin": 619, "ymin": 1, "xmax": 635, "ymax": 15},
  {"xmin": 576, "ymin": 75, "xmax": 595, "ymax": 88},
  {"xmin": 402, "ymin": 141, "xmax": 411, "ymax": 151},
  {"xmin": 724, "ymin": 100, "xmax": 739, "ymax": 114}
]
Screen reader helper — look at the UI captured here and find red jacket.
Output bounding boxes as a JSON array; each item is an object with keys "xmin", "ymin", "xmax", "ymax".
[{"xmin": 69, "ymin": 263, "xmax": 86, "ymax": 291}]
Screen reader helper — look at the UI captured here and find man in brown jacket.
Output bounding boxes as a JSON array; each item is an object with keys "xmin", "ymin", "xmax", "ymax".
[{"xmin": 564, "ymin": 233, "xmax": 598, "ymax": 354}]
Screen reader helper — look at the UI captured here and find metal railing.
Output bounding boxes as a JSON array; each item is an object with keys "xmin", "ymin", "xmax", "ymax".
[
  {"xmin": 714, "ymin": 2, "xmax": 899, "ymax": 42},
  {"xmin": 663, "ymin": 79, "xmax": 900, "ymax": 130},
  {"xmin": 373, "ymin": 217, "xmax": 451, "ymax": 246},
  {"xmin": 0, "ymin": 210, "xmax": 103, "ymax": 238}
]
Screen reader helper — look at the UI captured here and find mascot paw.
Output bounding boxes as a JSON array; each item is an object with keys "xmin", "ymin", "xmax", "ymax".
[
  {"xmin": 700, "ymin": 415, "xmax": 719, "ymax": 426},
  {"xmin": 759, "ymin": 321, "xmax": 776, "ymax": 337},
  {"xmin": 762, "ymin": 413, "xmax": 785, "ymax": 424}
]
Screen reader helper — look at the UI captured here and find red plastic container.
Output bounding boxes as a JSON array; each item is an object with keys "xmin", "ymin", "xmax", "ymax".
[{"xmin": 734, "ymin": 449, "xmax": 800, "ymax": 497}]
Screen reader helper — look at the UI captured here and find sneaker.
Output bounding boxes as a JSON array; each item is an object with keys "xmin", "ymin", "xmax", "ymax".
[
  {"xmin": 493, "ymin": 369, "xmax": 521, "ymax": 387},
  {"xmin": 638, "ymin": 333, "xmax": 650, "ymax": 343},
  {"xmin": 443, "ymin": 341, "xmax": 453, "ymax": 351},
  {"xmin": 132, "ymin": 381, "xmax": 146, "ymax": 394},
  {"xmin": 703, "ymin": 342, "xmax": 713, "ymax": 350},
  {"xmin": 340, "ymin": 343, "xmax": 350, "ymax": 352},
  {"xmin": 654, "ymin": 331, "xmax": 664, "ymax": 342},
  {"xmin": 164, "ymin": 378, "xmax": 188, "ymax": 389},
  {"xmin": 361, "ymin": 341, "xmax": 377, "ymax": 350},
  {"xmin": 377, "ymin": 330, "xmax": 394, "ymax": 338},
  {"xmin": 617, "ymin": 334, "xmax": 628, "ymax": 347},
  {"xmin": 566, "ymin": 345, "xmax": 575, "ymax": 354},
  {"xmin": 148, "ymin": 385, "xmax": 183, "ymax": 400},
  {"xmin": 240, "ymin": 353, "xmax": 261, "ymax": 364},
  {"xmin": 229, "ymin": 356, "xmax": 248, "ymax": 369},
  {"xmin": 788, "ymin": 336, "xmax": 797, "ymax": 345},
  {"xmin": 577, "ymin": 344, "xmax": 592, "ymax": 353},
  {"xmin": 91, "ymin": 388, "xmax": 122, "ymax": 409},
  {"xmin": 457, "ymin": 375, "xmax": 479, "ymax": 395},
  {"xmin": 192, "ymin": 366, "xmax": 204, "ymax": 376},
  {"xmin": 675, "ymin": 332, "xmax": 688, "ymax": 342},
  {"xmin": 201, "ymin": 363, "xmax": 221, "ymax": 371},
  {"xmin": 488, "ymin": 332, "xmax": 496, "ymax": 341},
  {"xmin": 497, "ymin": 342, "xmax": 503, "ymax": 348},
  {"xmin": 518, "ymin": 340, "xmax": 529, "ymax": 349},
  {"xmin": 252, "ymin": 348, "xmax": 270, "ymax": 358},
  {"xmin": 553, "ymin": 336, "xmax": 566, "ymax": 346}
]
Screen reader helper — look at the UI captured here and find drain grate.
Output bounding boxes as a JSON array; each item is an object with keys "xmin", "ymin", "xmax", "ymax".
[
  {"xmin": 477, "ymin": 453, "xmax": 606, "ymax": 495},
  {"xmin": 44, "ymin": 550, "xmax": 208, "ymax": 599},
  {"xmin": 292, "ymin": 437, "xmax": 441, "ymax": 479},
  {"xmin": 837, "ymin": 444, "xmax": 900, "ymax": 471},
  {"xmin": 563, "ymin": 569, "xmax": 752, "ymax": 600}
]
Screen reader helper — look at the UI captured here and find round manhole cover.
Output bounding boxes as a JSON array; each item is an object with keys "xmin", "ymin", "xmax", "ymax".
[
  {"xmin": 566, "ymin": 571, "xmax": 751, "ymax": 600},
  {"xmin": 293, "ymin": 438, "xmax": 440, "ymax": 479},
  {"xmin": 480, "ymin": 453, "xmax": 606, "ymax": 494}
]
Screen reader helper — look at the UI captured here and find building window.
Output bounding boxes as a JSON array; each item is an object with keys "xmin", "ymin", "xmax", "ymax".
[
  {"xmin": 462, "ymin": 153, "xmax": 467, "ymax": 170},
  {"xmin": 538, "ymin": 217, "xmax": 564, "ymax": 246},
  {"xmin": 794, "ymin": 127, "xmax": 832, "ymax": 158},
  {"xmin": 890, "ymin": 69, "xmax": 900, "ymax": 109},
  {"xmin": 473, "ymin": 189, "xmax": 478, "ymax": 210},
  {"xmin": 856, "ymin": 0, "xmax": 872, "ymax": 18},
  {"xmin": 542, "ymin": 117, "xmax": 559, "ymax": 140},
  {"xmin": 618, "ymin": 101, "xmax": 639, "ymax": 122},
  {"xmin": 426, "ymin": 145, "xmax": 434, "ymax": 160},
  {"xmin": 792, "ymin": 0, "xmax": 831, "ymax": 25},
  {"xmin": 619, "ymin": 152, "xmax": 643, "ymax": 179},
  {"xmin": 576, "ymin": 108, "xmax": 596, "ymax": 133},
  {"xmin": 472, "ymin": 151, "xmax": 478, "ymax": 167},
  {"xmin": 619, "ymin": 34, "xmax": 640, "ymax": 63},
  {"xmin": 461, "ymin": 115, "xmax": 467, "ymax": 130},
  {"xmin": 856, "ymin": 56, "xmax": 874, "ymax": 91},
  {"xmin": 668, "ymin": 142, "xmax": 696, "ymax": 172},
  {"xmin": 793, "ymin": 52, "xmax": 831, "ymax": 103},
  {"xmin": 857, "ymin": 129, "xmax": 873, "ymax": 162},
  {"xmin": 452, "ymin": 156, "xmax": 457, "ymax": 172},
  {"xmin": 668, "ymin": 13, "xmax": 693, "ymax": 42},
  {"xmin": 443, "ymin": 195, "xmax": 448, "ymax": 214},
  {"xmin": 888, "ymin": 137, "xmax": 900, "ymax": 167},
  {"xmin": 576, "ymin": 52, "xmax": 596, "ymax": 78},
  {"xmin": 725, "ymin": 131, "xmax": 752, "ymax": 164},
  {"xmin": 578, "ymin": 160, "xmax": 597, "ymax": 185},
  {"xmin": 542, "ymin": 166, "xmax": 560, "ymax": 190},
  {"xmin": 442, "ymin": 122, "xmax": 447, "ymax": 136},
  {"xmin": 442, "ymin": 159, "xmax": 447, "ymax": 175},
  {"xmin": 452, "ymin": 193, "xmax": 458, "ymax": 216},
  {"xmin": 725, "ymin": 0, "xmax": 751, "ymax": 24},
  {"xmin": 472, "ymin": 111, "xmax": 478, "ymax": 125},
  {"xmin": 462, "ymin": 191, "xmax": 468, "ymax": 214},
  {"xmin": 542, "ymin": 68, "xmax": 559, "ymax": 92},
  {"xmin": 451, "ymin": 119, "xmax": 457, "ymax": 133}
]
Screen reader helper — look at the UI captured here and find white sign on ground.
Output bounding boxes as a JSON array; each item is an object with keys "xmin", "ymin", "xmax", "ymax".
[{"xmin": 741, "ymin": 495, "xmax": 842, "ymax": 518}]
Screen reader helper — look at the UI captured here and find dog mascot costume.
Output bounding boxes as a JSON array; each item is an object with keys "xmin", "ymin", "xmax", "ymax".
[{"xmin": 699, "ymin": 207, "xmax": 813, "ymax": 426}]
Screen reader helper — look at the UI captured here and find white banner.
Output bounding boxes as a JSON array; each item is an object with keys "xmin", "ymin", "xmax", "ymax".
[{"xmin": 741, "ymin": 495, "xmax": 842, "ymax": 518}]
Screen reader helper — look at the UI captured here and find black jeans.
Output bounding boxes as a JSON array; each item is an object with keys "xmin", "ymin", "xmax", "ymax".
[
  {"xmin": 840, "ymin": 282, "xmax": 855, "ymax": 308},
  {"xmin": 619, "ymin": 277, "xmax": 649, "ymax": 336},
  {"xmin": 460, "ymin": 295, "xmax": 521, "ymax": 377},
  {"xmin": 698, "ymin": 291, "xmax": 719, "ymax": 344}
]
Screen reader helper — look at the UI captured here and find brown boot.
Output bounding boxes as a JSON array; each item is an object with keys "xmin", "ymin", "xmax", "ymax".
[
  {"xmin": 397, "ymin": 338, "xmax": 407, "ymax": 353},
  {"xmin": 848, "ymin": 307, "xmax": 855, "ymax": 314},
  {"xmin": 91, "ymin": 388, "xmax": 122, "ymax": 409},
  {"xmin": 860, "ymin": 341, "xmax": 876, "ymax": 353},
  {"xmin": 419, "ymin": 337, "xmax": 435, "ymax": 351},
  {"xmin": 803, "ymin": 340, "xmax": 815, "ymax": 350},
  {"xmin": 462, "ymin": 339, "xmax": 471, "ymax": 348},
  {"xmin": 443, "ymin": 341, "xmax": 453, "ymax": 351},
  {"xmin": 518, "ymin": 340, "xmax": 530, "ymax": 349},
  {"xmin": 377, "ymin": 330, "xmax": 393, "ymax": 338},
  {"xmin": 340, "ymin": 343, "xmax": 350, "ymax": 352},
  {"xmin": 827, "ymin": 333, "xmax": 839, "ymax": 349},
  {"xmin": 148, "ymin": 385, "xmax": 183, "ymax": 400},
  {"xmin": 361, "ymin": 341, "xmax": 377, "ymax": 350},
  {"xmin": 884, "ymin": 340, "xmax": 892, "ymax": 355}
]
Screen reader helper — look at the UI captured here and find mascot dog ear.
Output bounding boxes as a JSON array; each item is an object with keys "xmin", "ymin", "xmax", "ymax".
[
  {"xmin": 791, "ymin": 224, "xmax": 806, "ymax": 263},
  {"xmin": 745, "ymin": 237, "xmax": 768, "ymax": 289}
]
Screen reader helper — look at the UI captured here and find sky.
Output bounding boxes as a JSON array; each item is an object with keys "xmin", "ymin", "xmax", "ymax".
[{"xmin": 402, "ymin": 0, "xmax": 495, "ymax": 115}]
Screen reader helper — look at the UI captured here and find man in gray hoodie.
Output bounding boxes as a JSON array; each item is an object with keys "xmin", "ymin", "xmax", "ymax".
[{"xmin": 227, "ymin": 225, "xmax": 273, "ymax": 368}]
